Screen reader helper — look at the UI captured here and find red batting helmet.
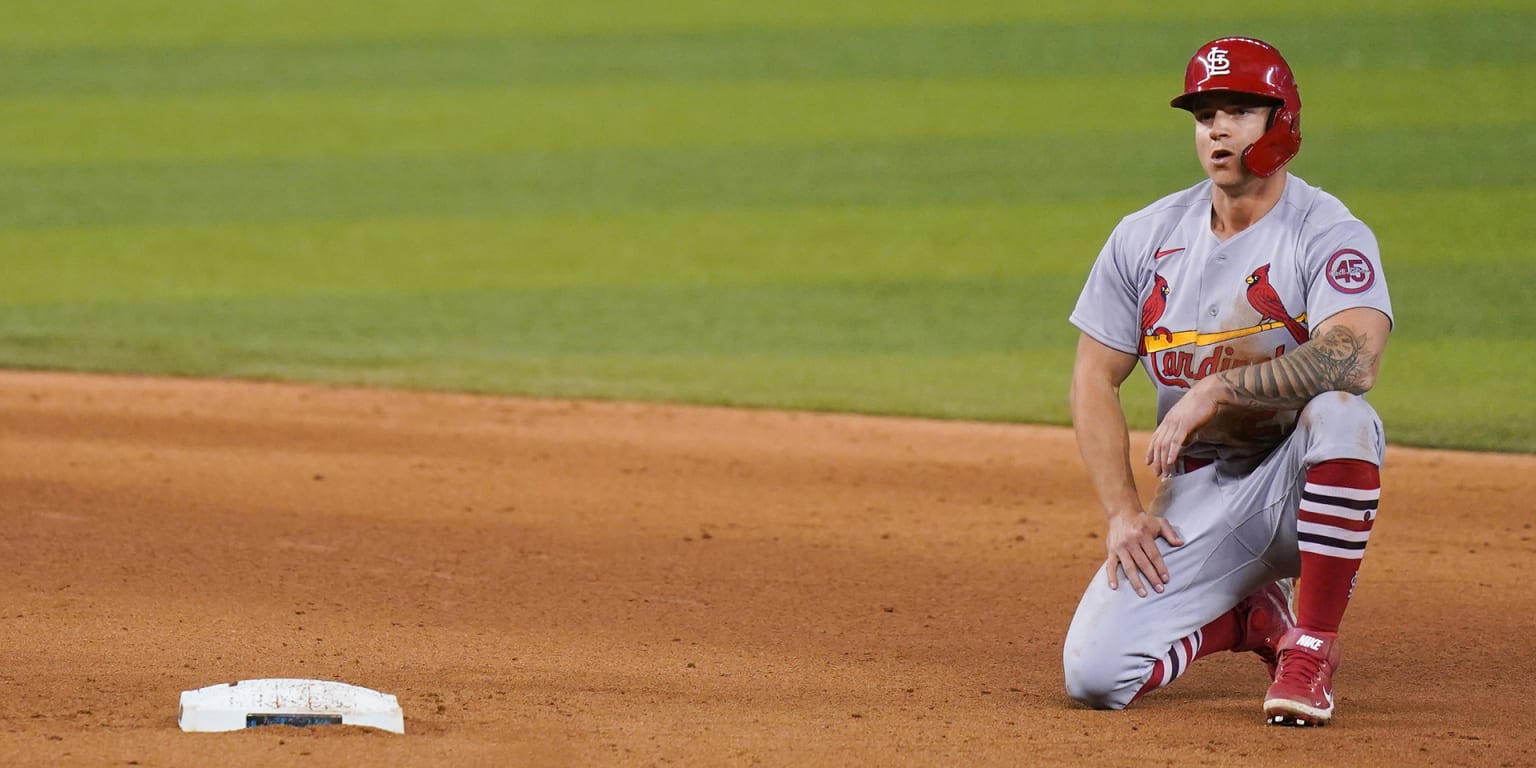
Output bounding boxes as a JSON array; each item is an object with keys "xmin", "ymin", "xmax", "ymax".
[{"xmin": 1170, "ymin": 37, "xmax": 1301, "ymax": 178}]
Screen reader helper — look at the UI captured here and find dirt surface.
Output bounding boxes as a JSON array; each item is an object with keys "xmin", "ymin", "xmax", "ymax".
[{"xmin": 1, "ymin": 371, "xmax": 1533, "ymax": 767}]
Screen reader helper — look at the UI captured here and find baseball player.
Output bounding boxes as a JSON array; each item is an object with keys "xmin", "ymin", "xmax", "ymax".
[{"xmin": 1061, "ymin": 37, "xmax": 1393, "ymax": 726}]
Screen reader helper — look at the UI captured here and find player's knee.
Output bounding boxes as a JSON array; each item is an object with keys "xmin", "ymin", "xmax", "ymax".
[
  {"xmin": 1062, "ymin": 642, "xmax": 1138, "ymax": 710},
  {"xmin": 1299, "ymin": 392, "xmax": 1384, "ymax": 462},
  {"xmin": 1064, "ymin": 670, "xmax": 1127, "ymax": 710}
]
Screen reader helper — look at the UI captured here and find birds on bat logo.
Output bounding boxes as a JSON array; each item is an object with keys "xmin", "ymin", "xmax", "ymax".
[{"xmin": 1138, "ymin": 263, "xmax": 1308, "ymax": 388}]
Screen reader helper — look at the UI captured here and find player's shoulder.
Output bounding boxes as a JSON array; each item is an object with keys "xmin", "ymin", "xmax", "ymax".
[
  {"xmin": 1282, "ymin": 173, "xmax": 1375, "ymax": 241},
  {"xmin": 1106, "ymin": 180, "xmax": 1209, "ymax": 256},
  {"xmin": 1119, "ymin": 179, "xmax": 1211, "ymax": 229}
]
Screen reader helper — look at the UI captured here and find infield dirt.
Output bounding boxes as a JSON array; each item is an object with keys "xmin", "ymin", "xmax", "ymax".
[{"xmin": 1, "ymin": 371, "xmax": 1531, "ymax": 767}]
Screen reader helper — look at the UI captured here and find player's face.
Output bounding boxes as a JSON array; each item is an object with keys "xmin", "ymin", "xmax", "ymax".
[{"xmin": 1191, "ymin": 93, "xmax": 1276, "ymax": 185}]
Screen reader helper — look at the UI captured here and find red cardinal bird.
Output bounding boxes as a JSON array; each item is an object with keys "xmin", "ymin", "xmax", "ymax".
[
  {"xmin": 1138, "ymin": 273, "xmax": 1174, "ymax": 355},
  {"xmin": 1245, "ymin": 264, "xmax": 1309, "ymax": 344}
]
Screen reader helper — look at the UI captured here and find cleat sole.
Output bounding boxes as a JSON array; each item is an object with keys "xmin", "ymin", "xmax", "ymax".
[{"xmin": 1264, "ymin": 707, "xmax": 1331, "ymax": 727}]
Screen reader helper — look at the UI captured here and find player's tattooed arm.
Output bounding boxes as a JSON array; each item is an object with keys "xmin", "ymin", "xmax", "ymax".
[
  {"xmin": 1145, "ymin": 307, "xmax": 1390, "ymax": 477},
  {"xmin": 1214, "ymin": 323, "xmax": 1377, "ymax": 410}
]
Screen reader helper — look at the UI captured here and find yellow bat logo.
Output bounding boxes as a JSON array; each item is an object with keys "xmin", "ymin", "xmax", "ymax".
[{"xmin": 1142, "ymin": 314, "xmax": 1308, "ymax": 354}]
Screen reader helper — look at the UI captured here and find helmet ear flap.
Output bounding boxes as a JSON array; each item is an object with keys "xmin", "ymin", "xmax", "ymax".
[
  {"xmin": 1241, "ymin": 104, "xmax": 1301, "ymax": 178},
  {"xmin": 1174, "ymin": 37, "xmax": 1302, "ymax": 177}
]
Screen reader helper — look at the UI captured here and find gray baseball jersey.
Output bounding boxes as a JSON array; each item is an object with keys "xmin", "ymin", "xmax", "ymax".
[
  {"xmin": 1061, "ymin": 173, "xmax": 1394, "ymax": 709},
  {"xmin": 1069, "ymin": 173, "xmax": 1393, "ymax": 468}
]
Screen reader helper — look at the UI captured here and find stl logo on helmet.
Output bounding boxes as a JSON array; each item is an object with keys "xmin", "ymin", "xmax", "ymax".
[{"xmin": 1203, "ymin": 47, "xmax": 1231, "ymax": 77}]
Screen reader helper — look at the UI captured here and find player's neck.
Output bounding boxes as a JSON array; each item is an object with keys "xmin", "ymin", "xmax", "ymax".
[{"xmin": 1209, "ymin": 171, "xmax": 1287, "ymax": 241}]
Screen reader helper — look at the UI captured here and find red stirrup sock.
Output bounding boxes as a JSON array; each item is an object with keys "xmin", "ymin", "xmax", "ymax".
[
  {"xmin": 1131, "ymin": 610, "xmax": 1242, "ymax": 702},
  {"xmin": 1295, "ymin": 459, "xmax": 1380, "ymax": 633},
  {"xmin": 1133, "ymin": 629, "xmax": 1204, "ymax": 702}
]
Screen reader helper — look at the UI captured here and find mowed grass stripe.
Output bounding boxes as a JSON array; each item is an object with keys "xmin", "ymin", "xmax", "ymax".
[
  {"xmin": 3, "ymin": 187, "xmax": 1528, "ymax": 278},
  {"xmin": 0, "ymin": 202, "xmax": 1122, "ymax": 304},
  {"xmin": 3, "ymin": 189, "xmax": 1530, "ymax": 343},
  {"xmin": 9, "ymin": 0, "xmax": 1512, "ymax": 50},
  {"xmin": 2, "ymin": 11, "xmax": 1529, "ymax": 97},
  {"xmin": 1, "ymin": 125, "xmax": 1528, "ymax": 230},
  {"xmin": 6, "ymin": 65, "xmax": 1532, "ymax": 166},
  {"xmin": 1354, "ymin": 188, "xmax": 1536, "ymax": 270},
  {"xmin": 1372, "ymin": 338, "xmax": 1536, "ymax": 452},
  {"xmin": 4, "ymin": 78, "xmax": 1158, "ymax": 166},
  {"xmin": 0, "ymin": 278, "xmax": 1080, "ymax": 358},
  {"xmin": 0, "ymin": 278, "xmax": 1090, "ymax": 424}
]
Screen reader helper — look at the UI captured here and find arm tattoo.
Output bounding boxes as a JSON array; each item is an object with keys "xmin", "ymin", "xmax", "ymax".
[{"xmin": 1215, "ymin": 324, "xmax": 1375, "ymax": 410}]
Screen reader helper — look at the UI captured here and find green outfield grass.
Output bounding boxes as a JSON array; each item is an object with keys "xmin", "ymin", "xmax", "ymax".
[{"xmin": 2, "ymin": 1, "xmax": 1532, "ymax": 452}]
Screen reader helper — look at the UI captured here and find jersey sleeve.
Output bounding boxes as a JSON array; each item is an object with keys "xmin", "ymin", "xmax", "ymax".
[
  {"xmin": 1302, "ymin": 220, "xmax": 1394, "ymax": 330},
  {"xmin": 1069, "ymin": 224, "xmax": 1143, "ymax": 355}
]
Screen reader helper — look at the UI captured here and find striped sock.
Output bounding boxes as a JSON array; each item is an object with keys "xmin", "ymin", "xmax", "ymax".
[
  {"xmin": 1296, "ymin": 459, "xmax": 1380, "ymax": 633},
  {"xmin": 1130, "ymin": 600, "xmax": 1257, "ymax": 702},
  {"xmin": 1132, "ymin": 629, "xmax": 1207, "ymax": 702}
]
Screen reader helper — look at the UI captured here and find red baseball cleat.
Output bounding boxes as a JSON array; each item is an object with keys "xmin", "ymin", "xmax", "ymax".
[
  {"xmin": 1264, "ymin": 627, "xmax": 1342, "ymax": 726},
  {"xmin": 1232, "ymin": 579, "xmax": 1296, "ymax": 679}
]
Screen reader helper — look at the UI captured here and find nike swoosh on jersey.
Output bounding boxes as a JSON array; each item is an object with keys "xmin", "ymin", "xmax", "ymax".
[{"xmin": 1154, "ymin": 247, "xmax": 1186, "ymax": 259}]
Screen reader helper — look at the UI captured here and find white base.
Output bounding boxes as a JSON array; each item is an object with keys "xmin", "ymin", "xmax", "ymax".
[{"xmin": 178, "ymin": 678, "xmax": 404, "ymax": 734}]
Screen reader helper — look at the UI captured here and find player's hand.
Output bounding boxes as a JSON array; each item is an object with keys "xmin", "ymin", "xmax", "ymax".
[
  {"xmin": 1103, "ymin": 510, "xmax": 1185, "ymax": 598},
  {"xmin": 1145, "ymin": 378, "xmax": 1224, "ymax": 477}
]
